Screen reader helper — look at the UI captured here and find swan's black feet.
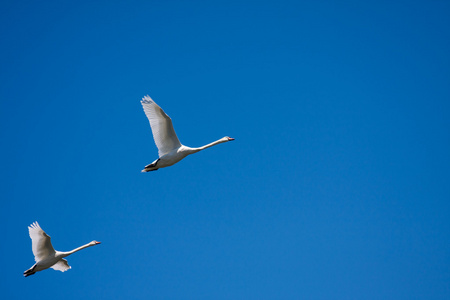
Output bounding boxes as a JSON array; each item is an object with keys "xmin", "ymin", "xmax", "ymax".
[
  {"xmin": 24, "ymin": 266, "xmax": 36, "ymax": 277},
  {"xmin": 142, "ymin": 159, "xmax": 160, "ymax": 172}
]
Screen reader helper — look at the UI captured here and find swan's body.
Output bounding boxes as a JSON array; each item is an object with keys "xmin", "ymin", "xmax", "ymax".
[
  {"xmin": 141, "ymin": 95, "xmax": 234, "ymax": 172},
  {"xmin": 23, "ymin": 222, "xmax": 100, "ymax": 277}
]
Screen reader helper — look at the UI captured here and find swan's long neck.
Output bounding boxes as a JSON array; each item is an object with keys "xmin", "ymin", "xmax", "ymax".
[
  {"xmin": 194, "ymin": 138, "xmax": 228, "ymax": 152},
  {"xmin": 61, "ymin": 243, "xmax": 94, "ymax": 257}
]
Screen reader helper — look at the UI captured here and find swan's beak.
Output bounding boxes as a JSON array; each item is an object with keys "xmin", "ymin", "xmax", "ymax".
[
  {"xmin": 95, "ymin": 241, "xmax": 101, "ymax": 245},
  {"xmin": 228, "ymin": 137, "xmax": 235, "ymax": 141}
]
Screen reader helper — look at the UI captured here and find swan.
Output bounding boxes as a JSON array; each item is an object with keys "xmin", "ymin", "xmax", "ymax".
[
  {"xmin": 23, "ymin": 222, "xmax": 101, "ymax": 277},
  {"xmin": 140, "ymin": 95, "xmax": 234, "ymax": 172}
]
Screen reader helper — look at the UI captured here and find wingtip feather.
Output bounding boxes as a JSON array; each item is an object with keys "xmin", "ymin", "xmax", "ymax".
[
  {"xmin": 30, "ymin": 221, "xmax": 40, "ymax": 229},
  {"xmin": 141, "ymin": 95, "xmax": 157, "ymax": 105}
]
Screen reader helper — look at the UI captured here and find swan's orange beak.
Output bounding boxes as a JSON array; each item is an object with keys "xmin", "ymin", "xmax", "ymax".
[
  {"xmin": 95, "ymin": 241, "xmax": 101, "ymax": 245},
  {"xmin": 228, "ymin": 137, "xmax": 235, "ymax": 141}
]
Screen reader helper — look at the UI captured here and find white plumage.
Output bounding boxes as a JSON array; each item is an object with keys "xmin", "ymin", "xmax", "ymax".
[
  {"xmin": 140, "ymin": 95, "xmax": 234, "ymax": 172},
  {"xmin": 141, "ymin": 96, "xmax": 182, "ymax": 157},
  {"xmin": 24, "ymin": 222, "xmax": 101, "ymax": 277},
  {"xmin": 29, "ymin": 222, "xmax": 55, "ymax": 262}
]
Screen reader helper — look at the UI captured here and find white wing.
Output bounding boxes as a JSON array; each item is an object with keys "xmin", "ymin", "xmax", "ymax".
[
  {"xmin": 141, "ymin": 95, "xmax": 182, "ymax": 157},
  {"xmin": 51, "ymin": 259, "xmax": 71, "ymax": 272},
  {"xmin": 28, "ymin": 222, "xmax": 56, "ymax": 262}
]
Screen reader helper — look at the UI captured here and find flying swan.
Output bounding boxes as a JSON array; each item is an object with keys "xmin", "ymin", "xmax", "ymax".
[
  {"xmin": 140, "ymin": 95, "xmax": 234, "ymax": 172},
  {"xmin": 24, "ymin": 222, "xmax": 101, "ymax": 277}
]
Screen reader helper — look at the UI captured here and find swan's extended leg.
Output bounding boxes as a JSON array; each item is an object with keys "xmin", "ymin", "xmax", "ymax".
[
  {"xmin": 24, "ymin": 264, "xmax": 36, "ymax": 277},
  {"xmin": 141, "ymin": 159, "xmax": 160, "ymax": 172}
]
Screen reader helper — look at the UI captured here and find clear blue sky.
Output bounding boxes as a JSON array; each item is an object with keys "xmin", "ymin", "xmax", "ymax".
[{"xmin": 1, "ymin": 1, "xmax": 449, "ymax": 299}]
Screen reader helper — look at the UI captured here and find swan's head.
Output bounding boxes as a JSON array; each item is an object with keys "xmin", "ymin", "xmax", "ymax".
[
  {"xmin": 90, "ymin": 240, "xmax": 101, "ymax": 246},
  {"xmin": 225, "ymin": 136, "xmax": 235, "ymax": 142}
]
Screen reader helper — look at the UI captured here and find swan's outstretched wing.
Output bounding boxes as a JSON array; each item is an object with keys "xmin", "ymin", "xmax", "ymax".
[
  {"xmin": 141, "ymin": 95, "xmax": 182, "ymax": 157},
  {"xmin": 51, "ymin": 259, "xmax": 71, "ymax": 272},
  {"xmin": 28, "ymin": 222, "xmax": 56, "ymax": 262}
]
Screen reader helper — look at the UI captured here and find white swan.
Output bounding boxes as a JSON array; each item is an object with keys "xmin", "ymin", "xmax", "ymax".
[
  {"xmin": 140, "ymin": 95, "xmax": 234, "ymax": 172},
  {"xmin": 24, "ymin": 222, "xmax": 101, "ymax": 277}
]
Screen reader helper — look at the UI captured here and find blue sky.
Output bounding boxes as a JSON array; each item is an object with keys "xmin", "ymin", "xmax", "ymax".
[{"xmin": 1, "ymin": 0, "xmax": 449, "ymax": 299}]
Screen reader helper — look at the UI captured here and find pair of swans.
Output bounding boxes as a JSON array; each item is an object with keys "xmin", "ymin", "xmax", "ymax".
[{"xmin": 24, "ymin": 95, "xmax": 234, "ymax": 276}]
